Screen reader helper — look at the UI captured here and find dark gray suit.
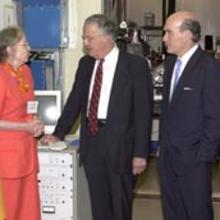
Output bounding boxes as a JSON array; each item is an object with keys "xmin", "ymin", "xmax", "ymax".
[
  {"xmin": 159, "ymin": 47, "xmax": 220, "ymax": 220},
  {"xmin": 53, "ymin": 51, "xmax": 153, "ymax": 220}
]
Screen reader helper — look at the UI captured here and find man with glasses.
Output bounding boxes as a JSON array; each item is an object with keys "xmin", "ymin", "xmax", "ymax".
[{"xmin": 44, "ymin": 14, "xmax": 153, "ymax": 220}]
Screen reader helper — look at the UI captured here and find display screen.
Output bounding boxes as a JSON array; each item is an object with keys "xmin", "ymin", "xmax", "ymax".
[
  {"xmin": 36, "ymin": 95, "xmax": 58, "ymax": 125},
  {"xmin": 34, "ymin": 90, "xmax": 61, "ymax": 134}
]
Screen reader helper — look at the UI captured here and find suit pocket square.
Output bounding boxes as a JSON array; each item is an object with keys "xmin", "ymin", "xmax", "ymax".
[{"xmin": 183, "ymin": 87, "xmax": 192, "ymax": 91}]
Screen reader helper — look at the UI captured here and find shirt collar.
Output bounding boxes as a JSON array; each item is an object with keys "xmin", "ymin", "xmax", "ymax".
[
  {"xmin": 178, "ymin": 44, "xmax": 198, "ymax": 65},
  {"xmin": 102, "ymin": 45, "xmax": 119, "ymax": 66}
]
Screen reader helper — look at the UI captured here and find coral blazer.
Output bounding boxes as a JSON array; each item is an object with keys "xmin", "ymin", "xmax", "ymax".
[{"xmin": 0, "ymin": 64, "xmax": 38, "ymax": 178}]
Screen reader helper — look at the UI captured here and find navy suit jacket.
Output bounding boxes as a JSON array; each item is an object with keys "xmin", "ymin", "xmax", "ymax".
[
  {"xmin": 53, "ymin": 51, "xmax": 153, "ymax": 173},
  {"xmin": 160, "ymin": 47, "xmax": 220, "ymax": 174}
]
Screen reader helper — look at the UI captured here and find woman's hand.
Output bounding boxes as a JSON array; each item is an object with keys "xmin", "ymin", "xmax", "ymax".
[{"xmin": 26, "ymin": 118, "xmax": 44, "ymax": 137}]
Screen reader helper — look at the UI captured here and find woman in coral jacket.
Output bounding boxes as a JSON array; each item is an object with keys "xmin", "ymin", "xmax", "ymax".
[{"xmin": 0, "ymin": 26, "xmax": 44, "ymax": 220}]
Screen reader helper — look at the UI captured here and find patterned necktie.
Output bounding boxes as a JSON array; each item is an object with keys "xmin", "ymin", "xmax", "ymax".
[
  {"xmin": 170, "ymin": 59, "xmax": 182, "ymax": 100},
  {"xmin": 88, "ymin": 59, "xmax": 104, "ymax": 135}
]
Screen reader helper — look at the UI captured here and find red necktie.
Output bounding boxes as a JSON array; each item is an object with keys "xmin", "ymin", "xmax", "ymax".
[{"xmin": 88, "ymin": 59, "xmax": 104, "ymax": 135}]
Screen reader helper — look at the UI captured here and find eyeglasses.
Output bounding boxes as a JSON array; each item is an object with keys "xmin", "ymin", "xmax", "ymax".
[
  {"xmin": 14, "ymin": 42, "xmax": 30, "ymax": 49},
  {"xmin": 16, "ymin": 43, "xmax": 29, "ymax": 47},
  {"xmin": 81, "ymin": 34, "xmax": 103, "ymax": 42}
]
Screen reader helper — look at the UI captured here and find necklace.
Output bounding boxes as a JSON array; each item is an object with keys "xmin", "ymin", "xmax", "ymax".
[{"xmin": 3, "ymin": 62, "xmax": 30, "ymax": 95}]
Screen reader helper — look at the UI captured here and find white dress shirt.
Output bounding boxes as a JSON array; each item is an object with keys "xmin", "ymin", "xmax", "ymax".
[{"xmin": 87, "ymin": 45, "xmax": 119, "ymax": 119}]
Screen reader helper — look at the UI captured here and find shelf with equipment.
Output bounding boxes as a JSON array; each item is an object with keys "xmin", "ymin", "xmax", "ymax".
[{"xmin": 140, "ymin": 26, "xmax": 163, "ymax": 55}]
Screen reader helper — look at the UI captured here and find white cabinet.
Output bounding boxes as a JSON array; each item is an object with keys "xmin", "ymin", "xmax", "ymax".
[{"xmin": 38, "ymin": 146, "xmax": 92, "ymax": 220}]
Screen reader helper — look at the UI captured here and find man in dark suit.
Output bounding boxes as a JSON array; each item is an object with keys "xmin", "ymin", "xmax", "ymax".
[
  {"xmin": 159, "ymin": 11, "xmax": 220, "ymax": 220},
  {"xmin": 44, "ymin": 14, "xmax": 153, "ymax": 220}
]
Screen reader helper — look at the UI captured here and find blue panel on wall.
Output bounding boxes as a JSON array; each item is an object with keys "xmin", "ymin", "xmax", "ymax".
[
  {"xmin": 24, "ymin": 6, "xmax": 61, "ymax": 48},
  {"xmin": 29, "ymin": 60, "xmax": 54, "ymax": 90},
  {"xmin": 24, "ymin": 0, "xmax": 60, "ymax": 7}
]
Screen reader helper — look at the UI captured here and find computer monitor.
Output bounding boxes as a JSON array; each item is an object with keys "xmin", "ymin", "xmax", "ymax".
[{"xmin": 34, "ymin": 90, "xmax": 62, "ymax": 134}]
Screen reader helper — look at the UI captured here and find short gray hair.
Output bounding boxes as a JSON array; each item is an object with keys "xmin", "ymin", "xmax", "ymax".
[
  {"xmin": 84, "ymin": 14, "xmax": 117, "ymax": 40},
  {"xmin": 0, "ymin": 26, "xmax": 24, "ymax": 62},
  {"xmin": 180, "ymin": 18, "xmax": 201, "ymax": 43}
]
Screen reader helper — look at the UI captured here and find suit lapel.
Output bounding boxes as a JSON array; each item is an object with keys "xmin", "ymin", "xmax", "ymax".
[
  {"xmin": 164, "ymin": 58, "xmax": 176, "ymax": 105},
  {"xmin": 81, "ymin": 57, "xmax": 95, "ymax": 119},
  {"xmin": 169, "ymin": 47, "xmax": 203, "ymax": 105},
  {"xmin": 106, "ymin": 52, "xmax": 127, "ymax": 120}
]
